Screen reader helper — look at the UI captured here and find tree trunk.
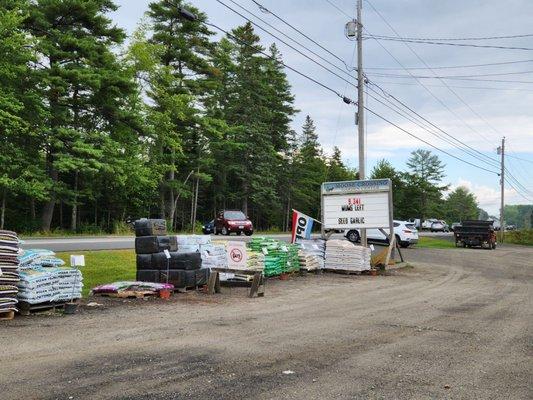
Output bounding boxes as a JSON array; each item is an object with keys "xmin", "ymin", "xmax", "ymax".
[
  {"xmin": 71, "ymin": 171, "xmax": 78, "ymax": 231},
  {"xmin": 242, "ymin": 195, "xmax": 248, "ymax": 216},
  {"xmin": 41, "ymin": 162, "xmax": 58, "ymax": 231},
  {"xmin": 30, "ymin": 198, "xmax": 36, "ymax": 220},
  {"xmin": 0, "ymin": 189, "xmax": 6, "ymax": 230},
  {"xmin": 167, "ymin": 154, "xmax": 176, "ymax": 226},
  {"xmin": 160, "ymin": 185, "xmax": 166, "ymax": 220},
  {"xmin": 59, "ymin": 200, "xmax": 63, "ymax": 229}
]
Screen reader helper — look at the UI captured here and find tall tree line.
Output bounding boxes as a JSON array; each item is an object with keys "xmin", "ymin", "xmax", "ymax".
[{"xmin": 0, "ymin": 0, "xmax": 356, "ymax": 233}]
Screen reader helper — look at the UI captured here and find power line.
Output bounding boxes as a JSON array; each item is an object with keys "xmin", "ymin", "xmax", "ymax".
[
  {"xmin": 227, "ymin": 0, "xmax": 353, "ymax": 78},
  {"xmin": 202, "ymin": 20, "xmax": 346, "ymax": 100},
  {"xmin": 214, "ymin": 0, "xmax": 358, "ymax": 88},
  {"xmin": 505, "ymin": 178, "xmax": 533, "ymax": 202},
  {"xmin": 366, "ymin": 33, "xmax": 533, "ymax": 41},
  {"xmin": 208, "ymin": 1, "xmax": 503, "ymax": 176},
  {"xmin": 505, "ymin": 168, "xmax": 533, "ymax": 195},
  {"xmin": 506, "ymin": 153, "xmax": 533, "ymax": 164},
  {"xmin": 368, "ymin": 80, "xmax": 533, "ymax": 92},
  {"xmin": 365, "ymin": 59, "xmax": 533, "ymax": 70},
  {"xmin": 364, "ymin": 35, "xmax": 533, "ymax": 51},
  {"xmin": 324, "ymin": 0, "xmax": 352, "ymax": 18},
  {"xmin": 251, "ymin": 0, "xmax": 354, "ymax": 71},
  {"xmin": 364, "ymin": 0, "xmax": 500, "ymax": 145},
  {"xmin": 368, "ymin": 70, "xmax": 533, "ymax": 78},
  {"xmin": 358, "ymin": 99, "xmax": 500, "ymax": 175},
  {"xmin": 365, "ymin": 84, "xmax": 501, "ymax": 170}
]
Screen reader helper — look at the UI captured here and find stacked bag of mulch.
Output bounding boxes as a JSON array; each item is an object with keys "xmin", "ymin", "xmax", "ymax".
[
  {"xmin": 324, "ymin": 239, "xmax": 371, "ymax": 272},
  {"xmin": 134, "ymin": 219, "xmax": 209, "ymax": 289},
  {"xmin": 0, "ymin": 230, "xmax": 20, "ymax": 314},
  {"xmin": 16, "ymin": 249, "xmax": 83, "ymax": 304},
  {"xmin": 297, "ymin": 239, "xmax": 325, "ymax": 270}
]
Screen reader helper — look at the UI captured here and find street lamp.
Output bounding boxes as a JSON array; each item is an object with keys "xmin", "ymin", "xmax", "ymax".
[{"xmin": 177, "ymin": 7, "xmax": 197, "ymax": 21}]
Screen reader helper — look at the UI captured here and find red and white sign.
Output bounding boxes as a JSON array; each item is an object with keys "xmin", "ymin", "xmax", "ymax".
[{"xmin": 227, "ymin": 241, "xmax": 248, "ymax": 269}]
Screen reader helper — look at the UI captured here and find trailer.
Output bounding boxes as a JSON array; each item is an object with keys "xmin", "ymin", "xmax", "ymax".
[{"xmin": 453, "ymin": 220, "xmax": 496, "ymax": 249}]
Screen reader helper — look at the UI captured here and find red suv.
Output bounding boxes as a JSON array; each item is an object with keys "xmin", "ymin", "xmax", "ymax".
[{"xmin": 214, "ymin": 210, "xmax": 253, "ymax": 236}]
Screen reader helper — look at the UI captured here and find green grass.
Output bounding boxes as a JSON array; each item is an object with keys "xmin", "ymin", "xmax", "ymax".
[
  {"xmin": 502, "ymin": 229, "xmax": 533, "ymax": 246},
  {"xmin": 56, "ymin": 250, "xmax": 136, "ymax": 297},
  {"xmin": 415, "ymin": 236, "xmax": 455, "ymax": 249}
]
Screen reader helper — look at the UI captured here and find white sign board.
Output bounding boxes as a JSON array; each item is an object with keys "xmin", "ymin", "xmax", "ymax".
[
  {"xmin": 70, "ymin": 255, "xmax": 85, "ymax": 267},
  {"xmin": 227, "ymin": 241, "xmax": 248, "ymax": 269},
  {"xmin": 321, "ymin": 179, "xmax": 392, "ymax": 230}
]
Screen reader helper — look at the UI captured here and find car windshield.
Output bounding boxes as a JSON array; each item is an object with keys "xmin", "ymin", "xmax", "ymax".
[
  {"xmin": 405, "ymin": 224, "xmax": 416, "ymax": 230},
  {"xmin": 224, "ymin": 211, "xmax": 246, "ymax": 220}
]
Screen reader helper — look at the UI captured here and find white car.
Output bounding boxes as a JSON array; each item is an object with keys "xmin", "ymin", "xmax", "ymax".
[
  {"xmin": 421, "ymin": 219, "xmax": 438, "ymax": 230},
  {"xmin": 345, "ymin": 220, "xmax": 419, "ymax": 248}
]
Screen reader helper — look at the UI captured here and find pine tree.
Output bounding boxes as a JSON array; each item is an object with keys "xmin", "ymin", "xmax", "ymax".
[
  {"xmin": 293, "ymin": 116, "xmax": 327, "ymax": 219},
  {"xmin": 26, "ymin": 0, "xmax": 134, "ymax": 231},
  {"xmin": 145, "ymin": 0, "xmax": 215, "ymax": 228},
  {"xmin": 0, "ymin": 1, "xmax": 48, "ymax": 229},
  {"xmin": 326, "ymin": 146, "xmax": 356, "ymax": 182}
]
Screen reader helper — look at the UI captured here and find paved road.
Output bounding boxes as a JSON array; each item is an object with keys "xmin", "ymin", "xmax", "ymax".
[
  {"xmin": 22, "ymin": 231, "xmax": 453, "ymax": 252},
  {"xmin": 1, "ymin": 245, "xmax": 530, "ymax": 399}
]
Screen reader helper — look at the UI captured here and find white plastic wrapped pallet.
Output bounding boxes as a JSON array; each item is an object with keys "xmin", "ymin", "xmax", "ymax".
[{"xmin": 325, "ymin": 239, "xmax": 371, "ymax": 272}]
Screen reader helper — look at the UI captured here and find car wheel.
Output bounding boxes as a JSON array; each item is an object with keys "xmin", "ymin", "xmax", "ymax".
[
  {"xmin": 222, "ymin": 226, "xmax": 229, "ymax": 235},
  {"xmin": 346, "ymin": 230, "xmax": 360, "ymax": 243},
  {"xmin": 245, "ymin": 231, "xmax": 253, "ymax": 236}
]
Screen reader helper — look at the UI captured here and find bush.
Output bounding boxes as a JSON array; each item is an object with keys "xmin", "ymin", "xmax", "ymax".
[
  {"xmin": 504, "ymin": 229, "xmax": 533, "ymax": 246},
  {"xmin": 112, "ymin": 220, "xmax": 134, "ymax": 235}
]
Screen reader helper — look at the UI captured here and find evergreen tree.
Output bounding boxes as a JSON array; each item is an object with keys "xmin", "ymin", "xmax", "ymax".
[
  {"xmin": 326, "ymin": 147, "xmax": 356, "ymax": 182},
  {"xmin": 293, "ymin": 116, "xmax": 327, "ymax": 219},
  {"xmin": 0, "ymin": 0, "xmax": 48, "ymax": 229},
  {"xmin": 26, "ymin": 0, "xmax": 134, "ymax": 231},
  {"xmin": 145, "ymin": 0, "xmax": 215, "ymax": 228},
  {"xmin": 406, "ymin": 149, "xmax": 448, "ymax": 221},
  {"xmin": 444, "ymin": 187, "xmax": 478, "ymax": 222}
]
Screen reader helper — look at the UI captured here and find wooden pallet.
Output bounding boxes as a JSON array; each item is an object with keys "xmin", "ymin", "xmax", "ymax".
[
  {"xmin": 174, "ymin": 286, "xmax": 202, "ymax": 293},
  {"xmin": 0, "ymin": 310, "xmax": 15, "ymax": 320},
  {"xmin": 323, "ymin": 268, "xmax": 365, "ymax": 275},
  {"xmin": 96, "ymin": 290, "xmax": 157, "ymax": 299},
  {"xmin": 17, "ymin": 300, "xmax": 72, "ymax": 316}
]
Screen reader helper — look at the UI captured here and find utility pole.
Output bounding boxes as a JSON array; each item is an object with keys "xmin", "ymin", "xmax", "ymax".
[
  {"xmin": 356, "ymin": 0, "xmax": 367, "ymax": 246},
  {"xmin": 498, "ymin": 137, "xmax": 505, "ymax": 242}
]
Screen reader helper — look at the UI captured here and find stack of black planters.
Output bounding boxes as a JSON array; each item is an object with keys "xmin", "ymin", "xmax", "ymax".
[{"xmin": 134, "ymin": 219, "xmax": 209, "ymax": 289}]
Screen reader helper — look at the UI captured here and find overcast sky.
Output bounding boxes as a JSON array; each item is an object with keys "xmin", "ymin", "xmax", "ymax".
[{"xmin": 110, "ymin": 0, "xmax": 533, "ymax": 215}]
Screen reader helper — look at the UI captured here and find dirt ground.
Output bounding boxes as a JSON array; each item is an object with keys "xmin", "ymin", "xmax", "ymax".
[{"xmin": 1, "ymin": 245, "xmax": 532, "ymax": 400}]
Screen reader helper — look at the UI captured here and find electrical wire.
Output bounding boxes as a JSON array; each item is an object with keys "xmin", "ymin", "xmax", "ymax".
[
  {"xmin": 506, "ymin": 153, "xmax": 533, "ymax": 164},
  {"xmin": 367, "ymin": 80, "xmax": 533, "ymax": 92},
  {"xmin": 357, "ymin": 98, "xmax": 500, "ymax": 174},
  {"xmin": 324, "ymin": 0, "xmax": 352, "ymax": 18},
  {"xmin": 364, "ymin": 35, "xmax": 533, "ymax": 51},
  {"xmin": 366, "ymin": 33, "xmax": 533, "ymax": 41},
  {"xmin": 505, "ymin": 169, "xmax": 533, "ymax": 195},
  {"xmin": 505, "ymin": 178, "xmax": 533, "ymax": 202},
  {"xmin": 365, "ymin": 85, "xmax": 501, "ymax": 170},
  {"xmin": 248, "ymin": 0, "xmax": 502, "ymax": 170},
  {"xmin": 364, "ymin": 0, "xmax": 500, "ymax": 146},
  {"xmin": 214, "ymin": 0, "xmax": 358, "ymax": 89},
  {"xmin": 251, "ymin": 0, "xmax": 354, "ymax": 71},
  {"xmin": 227, "ymin": 0, "xmax": 354, "ymax": 78},
  {"xmin": 365, "ymin": 59, "xmax": 533, "ymax": 70},
  {"xmin": 203, "ymin": 20, "xmax": 345, "ymax": 100},
  {"xmin": 205, "ymin": 1, "xmax": 504, "ymax": 175},
  {"xmin": 368, "ymin": 70, "xmax": 533, "ymax": 79}
]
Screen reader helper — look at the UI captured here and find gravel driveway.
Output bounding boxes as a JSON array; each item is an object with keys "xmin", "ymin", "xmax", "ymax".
[{"xmin": 1, "ymin": 245, "xmax": 531, "ymax": 399}]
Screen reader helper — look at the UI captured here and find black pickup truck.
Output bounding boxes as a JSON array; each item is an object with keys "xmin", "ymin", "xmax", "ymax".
[{"xmin": 453, "ymin": 220, "xmax": 497, "ymax": 249}]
